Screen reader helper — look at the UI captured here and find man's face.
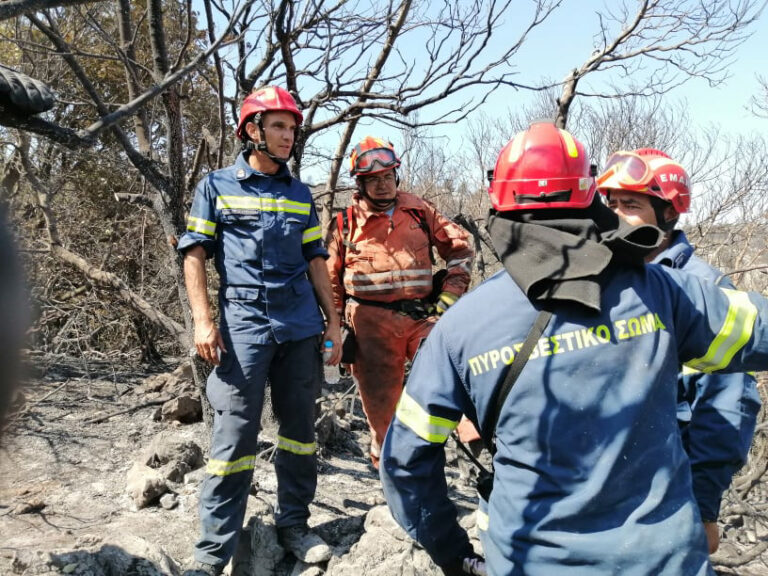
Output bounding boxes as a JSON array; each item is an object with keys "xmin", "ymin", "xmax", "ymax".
[
  {"xmin": 247, "ymin": 111, "xmax": 296, "ymax": 160},
  {"xmin": 606, "ymin": 189, "xmax": 658, "ymax": 227},
  {"xmin": 361, "ymin": 168, "xmax": 397, "ymax": 207}
]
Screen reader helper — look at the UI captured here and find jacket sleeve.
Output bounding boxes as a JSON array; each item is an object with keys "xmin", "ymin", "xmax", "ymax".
[
  {"xmin": 662, "ymin": 266, "xmax": 768, "ymax": 375},
  {"xmin": 325, "ymin": 217, "xmax": 346, "ymax": 314},
  {"xmin": 681, "ymin": 369, "xmax": 761, "ymax": 521},
  {"xmin": 423, "ymin": 201, "xmax": 474, "ymax": 297},
  {"xmin": 672, "ymin": 259, "xmax": 762, "ymax": 521},
  {"xmin": 177, "ymin": 176, "xmax": 218, "ymax": 257},
  {"xmin": 379, "ymin": 324, "xmax": 476, "ymax": 568},
  {"xmin": 301, "ymin": 202, "xmax": 328, "ymax": 262}
]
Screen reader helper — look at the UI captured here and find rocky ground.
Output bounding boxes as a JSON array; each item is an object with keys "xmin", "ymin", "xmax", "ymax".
[
  {"xmin": 0, "ymin": 354, "xmax": 481, "ymax": 576},
  {"xmin": 0, "ymin": 354, "xmax": 765, "ymax": 576}
]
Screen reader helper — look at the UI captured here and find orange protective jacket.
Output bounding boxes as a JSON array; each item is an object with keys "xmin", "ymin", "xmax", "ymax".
[{"xmin": 326, "ymin": 191, "xmax": 474, "ymax": 311}]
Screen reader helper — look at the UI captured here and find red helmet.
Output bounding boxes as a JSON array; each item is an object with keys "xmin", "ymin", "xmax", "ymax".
[
  {"xmin": 236, "ymin": 86, "xmax": 303, "ymax": 139},
  {"xmin": 597, "ymin": 148, "xmax": 690, "ymax": 214},
  {"xmin": 488, "ymin": 122, "xmax": 596, "ymax": 211},
  {"xmin": 349, "ymin": 136, "xmax": 401, "ymax": 177}
]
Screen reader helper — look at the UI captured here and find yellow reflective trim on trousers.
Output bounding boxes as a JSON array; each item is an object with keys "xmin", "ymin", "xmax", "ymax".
[
  {"xmin": 216, "ymin": 196, "xmax": 310, "ymax": 215},
  {"xmin": 277, "ymin": 435, "xmax": 316, "ymax": 455},
  {"xmin": 302, "ymin": 226, "xmax": 321, "ymax": 244},
  {"xmin": 686, "ymin": 289, "xmax": 757, "ymax": 373},
  {"xmin": 187, "ymin": 216, "xmax": 216, "ymax": 236},
  {"xmin": 395, "ymin": 390, "xmax": 458, "ymax": 444},
  {"xmin": 476, "ymin": 509, "xmax": 489, "ymax": 531},
  {"xmin": 206, "ymin": 455, "xmax": 257, "ymax": 476}
]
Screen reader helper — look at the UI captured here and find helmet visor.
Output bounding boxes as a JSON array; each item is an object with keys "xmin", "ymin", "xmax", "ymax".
[
  {"xmin": 353, "ymin": 148, "xmax": 399, "ymax": 175},
  {"xmin": 597, "ymin": 152, "xmax": 654, "ymax": 189}
]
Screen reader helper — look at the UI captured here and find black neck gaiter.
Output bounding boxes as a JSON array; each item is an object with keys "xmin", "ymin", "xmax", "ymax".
[{"xmin": 487, "ymin": 198, "xmax": 663, "ymax": 313}]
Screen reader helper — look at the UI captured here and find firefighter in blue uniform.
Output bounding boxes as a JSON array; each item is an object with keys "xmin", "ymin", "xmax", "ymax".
[
  {"xmin": 380, "ymin": 122, "xmax": 768, "ymax": 576},
  {"xmin": 598, "ymin": 148, "xmax": 761, "ymax": 554},
  {"xmin": 178, "ymin": 86, "xmax": 341, "ymax": 576}
]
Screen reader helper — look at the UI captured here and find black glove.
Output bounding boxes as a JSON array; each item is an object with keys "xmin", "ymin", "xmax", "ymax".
[{"xmin": 440, "ymin": 552, "xmax": 487, "ymax": 576}]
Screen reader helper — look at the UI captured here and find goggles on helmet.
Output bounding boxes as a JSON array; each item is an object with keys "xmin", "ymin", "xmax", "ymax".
[
  {"xmin": 596, "ymin": 151, "xmax": 658, "ymax": 191},
  {"xmin": 352, "ymin": 147, "xmax": 399, "ymax": 176}
]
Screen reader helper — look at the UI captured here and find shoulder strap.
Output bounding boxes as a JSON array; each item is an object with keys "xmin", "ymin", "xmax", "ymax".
[
  {"xmin": 484, "ymin": 309, "xmax": 553, "ymax": 454},
  {"xmin": 405, "ymin": 208, "xmax": 436, "ymax": 265},
  {"xmin": 336, "ymin": 206, "xmax": 356, "ymax": 263}
]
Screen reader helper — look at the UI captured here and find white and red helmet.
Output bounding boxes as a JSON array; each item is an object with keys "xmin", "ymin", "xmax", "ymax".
[{"xmin": 597, "ymin": 148, "xmax": 691, "ymax": 214}]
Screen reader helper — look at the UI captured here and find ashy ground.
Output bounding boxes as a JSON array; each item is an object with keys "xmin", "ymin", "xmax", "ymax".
[
  {"xmin": 0, "ymin": 354, "xmax": 766, "ymax": 575},
  {"xmin": 0, "ymin": 355, "xmax": 479, "ymax": 576}
]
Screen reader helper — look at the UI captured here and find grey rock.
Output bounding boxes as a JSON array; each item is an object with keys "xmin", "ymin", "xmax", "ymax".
[
  {"xmin": 161, "ymin": 395, "xmax": 202, "ymax": 424},
  {"xmin": 126, "ymin": 462, "xmax": 168, "ymax": 509},
  {"xmin": 159, "ymin": 493, "xmax": 178, "ymax": 510}
]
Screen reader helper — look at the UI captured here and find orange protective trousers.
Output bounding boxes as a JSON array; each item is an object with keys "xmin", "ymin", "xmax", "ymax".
[{"xmin": 347, "ymin": 300, "xmax": 435, "ymax": 468}]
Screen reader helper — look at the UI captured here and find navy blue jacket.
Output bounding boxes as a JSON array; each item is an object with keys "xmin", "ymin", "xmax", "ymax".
[
  {"xmin": 381, "ymin": 263, "xmax": 768, "ymax": 576},
  {"xmin": 178, "ymin": 153, "xmax": 326, "ymax": 343},
  {"xmin": 654, "ymin": 230, "xmax": 760, "ymax": 522}
]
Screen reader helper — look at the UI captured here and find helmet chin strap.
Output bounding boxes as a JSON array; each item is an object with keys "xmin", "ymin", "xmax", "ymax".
[
  {"xmin": 241, "ymin": 113, "xmax": 292, "ymax": 165},
  {"xmin": 356, "ymin": 179, "xmax": 397, "ymax": 210},
  {"xmin": 242, "ymin": 139, "xmax": 287, "ymax": 165},
  {"xmin": 649, "ymin": 196, "xmax": 677, "ymax": 232}
]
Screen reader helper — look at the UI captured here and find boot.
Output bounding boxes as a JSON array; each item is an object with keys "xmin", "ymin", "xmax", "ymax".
[{"xmin": 277, "ymin": 524, "xmax": 332, "ymax": 564}]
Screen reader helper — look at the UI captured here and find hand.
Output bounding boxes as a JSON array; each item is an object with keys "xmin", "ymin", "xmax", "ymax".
[
  {"xmin": 462, "ymin": 556, "xmax": 486, "ymax": 575},
  {"xmin": 704, "ymin": 521, "xmax": 719, "ymax": 554},
  {"xmin": 435, "ymin": 291, "xmax": 459, "ymax": 316},
  {"xmin": 323, "ymin": 321, "xmax": 342, "ymax": 365},
  {"xmin": 440, "ymin": 553, "xmax": 486, "ymax": 576},
  {"xmin": 194, "ymin": 319, "xmax": 227, "ymax": 365}
]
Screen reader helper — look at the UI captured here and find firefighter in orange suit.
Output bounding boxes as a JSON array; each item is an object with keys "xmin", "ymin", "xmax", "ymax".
[{"xmin": 326, "ymin": 137, "xmax": 474, "ymax": 468}]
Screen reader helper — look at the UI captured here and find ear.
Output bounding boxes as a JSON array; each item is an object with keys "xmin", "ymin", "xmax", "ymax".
[{"xmin": 245, "ymin": 121, "xmax": 261, "ymax": 142}]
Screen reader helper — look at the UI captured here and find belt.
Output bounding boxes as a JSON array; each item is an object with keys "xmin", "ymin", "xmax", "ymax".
[{"xmin": 348, "ymin": 296, "xmax": 434, "ymax": 320}]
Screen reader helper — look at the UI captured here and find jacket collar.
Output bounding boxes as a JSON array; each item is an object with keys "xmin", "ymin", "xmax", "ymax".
[
  {"xmin": 234, "ymin": 151, "xmax": 292, "ymax": 183},
  {"xmin": 652, "ymin": 229, "xmax": 693, "ymax": 270}
]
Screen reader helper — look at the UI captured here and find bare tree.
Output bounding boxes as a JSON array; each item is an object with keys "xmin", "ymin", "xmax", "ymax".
[
  {"xmin": 751, "ymin": 74, "xmax": 768, "ymax": 119},
  {"xmin": 213, "ymin": 0, "xmax": 565, "ymax": 232},
  {"xmin": 2, "ymin": 0, "xmax": 765, "ymax": 376},
  {"xmin": 553, "ymin": 0, "xmax": 766, "ymax": 128}
]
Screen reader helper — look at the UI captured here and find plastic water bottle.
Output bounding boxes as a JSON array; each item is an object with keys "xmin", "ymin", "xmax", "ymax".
[{"xmin": 323, "ymin": 340, "xmax": 340, "ymax": 385}]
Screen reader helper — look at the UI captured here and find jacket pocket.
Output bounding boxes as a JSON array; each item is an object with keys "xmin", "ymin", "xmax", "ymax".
[{"xmin": 225, "ymin": 286, "xmax": 259, "ymax": 301}]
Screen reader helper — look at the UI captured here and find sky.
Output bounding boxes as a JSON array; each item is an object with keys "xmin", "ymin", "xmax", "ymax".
[
  {"xmin": 198, "ymin": 1, "xmax": 768, "ymax": 184},
  {"xmin": 489, "ymin": 1, "xmax": 768, "ymax": 136},
  {"xmin": 302, "ymin": 1, "xmax": 768, "ymax": 184}
]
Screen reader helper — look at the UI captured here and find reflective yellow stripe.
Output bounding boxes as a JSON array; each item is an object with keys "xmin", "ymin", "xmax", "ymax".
[
  {"xmin": 302, "ymin": 226, "xmax": 321, "ymax": 244},
  {"xmin": 559, "ymin": 129, "xmax": 579, "ymax": 158},
  {"xmin": 216, "ymin": 195, "xmax": 311, "ymax": 215},
  {"xmin": 187, "ymin": 216, "xmax": 216, "ymax": 236},
  {"xmin": 395, "ymin": 390, "xmax": 458, "ymax": 444},
  {"xmin": 439, "ymin": 292, "xmax": 458, "ymax": 305},
  {"xmin": 477, "ymin": 509, "xmax": 489, "ymax": 531},
  {"xmin": 277, "ymin": 435, "xmax": 316, "ymax": 455},
  {"xmin": 686, "ymin": 289, "xmax": 757, "ymax": 373},
  {"xmin": 206, "ymin": 455, "xmax": 257, "ymax": 476},
  {"xmin": 683, "ymin": 365, "xmax": 754, "ymax": 378}
]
